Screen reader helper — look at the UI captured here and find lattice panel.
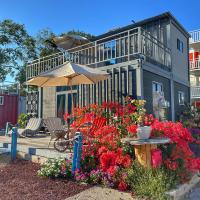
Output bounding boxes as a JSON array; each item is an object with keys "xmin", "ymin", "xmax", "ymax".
[{"xmin": 26, "ymin": 91, "xmax": 38, "ymax": 116}]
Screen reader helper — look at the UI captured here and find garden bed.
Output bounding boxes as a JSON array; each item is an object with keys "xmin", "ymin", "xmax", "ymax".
[{"xmin": 0, "ymin": 159, "xmax": 90, "ymax": 200}]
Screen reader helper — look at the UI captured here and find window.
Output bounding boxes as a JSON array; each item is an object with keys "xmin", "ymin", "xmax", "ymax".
[
  {"xmin": 0, "ymin": 96, "xmax": 4, "ymax": 105},
  {"xmin": 177, "ymin": 39, "xmax": 184, "ymax": 53},
  {"xmin": 178, "ymin": 91, "xmax": 185, "ymax": 105},
  {"xmin": 152, "ymin": 81, "xmax": 163, "ymax": 93}
]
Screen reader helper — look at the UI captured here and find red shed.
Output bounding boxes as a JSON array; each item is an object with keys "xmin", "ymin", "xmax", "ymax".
[{"xmin": 0, "ymin": 94, "xmax": 18, "ymax": 129}]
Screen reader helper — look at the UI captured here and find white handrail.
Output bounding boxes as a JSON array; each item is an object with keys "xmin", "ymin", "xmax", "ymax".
[
  {"xmin": 190, "ymin": 29, "xmax": 200, "ymax": 43},
  {"xmin": 191, "ymin": 86, "xmax": 200, "ymax": 98},
  {"xmin": 190, "ymin": 59, "xmax": 200, "ymax": 70},
  {"xmin": 26, "ymin": 27, "xmax": 171, "ymax": 80}
]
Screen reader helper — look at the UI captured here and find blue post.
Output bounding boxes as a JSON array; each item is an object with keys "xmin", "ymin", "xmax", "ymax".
[
  {"xmin": 76, "ymin": 134, "xmax": 83, "ymax": 170},
  {"xmin": 72, "ymin": 132, "xmax": 83, "ymax": 173},
  {"xmin": 11, "ymin": 127, "xmax": 18, "ymax": 161}
]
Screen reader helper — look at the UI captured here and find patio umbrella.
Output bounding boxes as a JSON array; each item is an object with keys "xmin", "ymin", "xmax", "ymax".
[
  {"xmin": 52, "ymin": 34, "xmax": 89, "ymax": 50},
  {"xmin": 26, "ymin": 62, "xmax": 109, "ymax": 87}
]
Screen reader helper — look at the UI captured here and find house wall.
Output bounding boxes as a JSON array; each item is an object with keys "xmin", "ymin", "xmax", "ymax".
[
  {"xmin": 174, "ymin": 81, "xmax": 190, "ymax": 120},
  {"xmin": 77, "ymin": 63, "xmax": 138, "ymax": 107},
  {"xmin": 142, "ymin": 17, "xmax": 170, "ymax": 48},
  {"xmin": 170, "ymin": 22, "xmax": 189, "ymax": 83},
  {"xmin": 42, "ymin": 87, "xmax": 56, "ymax": 118},
  {"xmin": 143, "ymin": 69, "xmax": 171, "ymax": 120}
]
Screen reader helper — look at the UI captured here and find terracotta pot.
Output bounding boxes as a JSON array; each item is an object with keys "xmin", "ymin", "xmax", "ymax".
[{"xmin": 136, "ymin": 126, "xmax": 151, "ymax": 139}]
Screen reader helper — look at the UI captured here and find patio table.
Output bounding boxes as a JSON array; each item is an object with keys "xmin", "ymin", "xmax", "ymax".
[{"xmin": 121, "ymin": 138, "xmax": 170, "ymax": 168}]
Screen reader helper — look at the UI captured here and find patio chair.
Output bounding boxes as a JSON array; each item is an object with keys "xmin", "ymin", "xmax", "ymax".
[
  {"xmin": 8, "ymin": 118, "xmax": 42, "ymax": 137},
  {"xmin": 43, "ymin": 117, "xmax": 68, "ymax": 148},
  {"xmin": 78, "ymin": 117, "xmax": 107, "ymax": 137},
  {"xmin": 89, "ymin": 117, "xmax": 107, "ymax": 135}
]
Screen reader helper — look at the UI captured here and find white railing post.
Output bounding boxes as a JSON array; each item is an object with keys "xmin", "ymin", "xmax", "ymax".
[{"xmin": 138, "ymin": 27, "xmax": 142, "ymax": 54}]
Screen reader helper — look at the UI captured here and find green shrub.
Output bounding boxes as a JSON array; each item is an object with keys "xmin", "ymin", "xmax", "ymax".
[
  {"xmin": 38, "ymin": 157, "xmax": 72, "ymax": 178},
  {"xmin": 126, "ymin": 162, "xmax": 179, "ymax": 200},
  {"xmin": 17, "ymin": 113, "xmax": 32, "ymax": 128}
]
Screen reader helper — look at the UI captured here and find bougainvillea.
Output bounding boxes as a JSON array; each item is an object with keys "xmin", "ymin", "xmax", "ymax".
[
  {"xmin": 62, "ymin": 99, "xmax": 200, "ymax": 190},
  {"xmin": 151, "ymin": 119, "xmax": 200, "ymax": 179}
]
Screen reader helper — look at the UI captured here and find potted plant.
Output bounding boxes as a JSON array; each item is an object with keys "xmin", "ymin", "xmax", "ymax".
[{"xmin": 128, "ymin": 99, "xmax": 154, "ymax": 139}]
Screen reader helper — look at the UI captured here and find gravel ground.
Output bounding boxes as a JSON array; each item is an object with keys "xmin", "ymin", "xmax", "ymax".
[
  {"xmin": 0, "ymin": 153, "xmax": 10, "ymax": 167},
  {"xmin": 0, "ymin": 159, "xmax": 90, "ymax": 200}
]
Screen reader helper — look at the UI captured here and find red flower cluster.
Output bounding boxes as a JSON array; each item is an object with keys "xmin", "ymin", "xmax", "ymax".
[
  {"xmin": 118, "ymin": 181, "xmax": 128, "ymax": 191},
  {"xmin": 127, "ymin": 124, "xmax": 137, "ymax": 136},
  {"xmin": 151, "ymin": 120, "xmax": 200, "ymax": 174},
  {"xmin": 143, "ymin": 114, "xmax": 155, "ymax": 126},
  {"xmin": 99, "ymin": 148, "xmax": 132, "ymax": 174},
  {"xmin": 164, "ymin": 159, "xmax": 178, "ymax": 171}
]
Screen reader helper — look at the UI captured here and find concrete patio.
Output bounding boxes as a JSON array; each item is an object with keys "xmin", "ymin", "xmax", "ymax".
[{"xmin": 0, "ymin": 135, "xmax": 71, "ymax": 163}]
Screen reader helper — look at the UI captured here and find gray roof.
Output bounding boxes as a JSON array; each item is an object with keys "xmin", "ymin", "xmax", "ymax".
[{"xmin": 92, "ymin": 12, "xmax": 190, "ymax": 41}]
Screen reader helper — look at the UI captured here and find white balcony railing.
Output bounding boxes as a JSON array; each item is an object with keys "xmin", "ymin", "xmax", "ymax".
[
  {"xmin": 190, "ymin": 59, "xmax": 200, "ymax": 70},
  {"xmin": 26, "ymin": 27, "xmax": 171, "ymax": 80},
  {"xmin": 190, "ymin": 29, "xmax": 200, "ymax": 43},
  {"xmin": 191, "ymin": 86, "xmax": 200, "ymax": 98}
]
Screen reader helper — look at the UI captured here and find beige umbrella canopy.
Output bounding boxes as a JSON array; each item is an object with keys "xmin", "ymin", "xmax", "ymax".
[
  {"xmin": 52, "ymin": 34, "xmax": 89, "ymax": 50},
  {"xmin": 26, "ymin": 62, "xmax": 109, "ymax": 87}
]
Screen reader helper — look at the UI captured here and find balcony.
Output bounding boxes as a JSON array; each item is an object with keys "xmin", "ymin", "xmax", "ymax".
[
  {"xmin": 189, "ymin": 29, "xmax": 200, "ymax": 50},
  {"xmin": 26, "ymin": 27, "xmax": 171, "ymax": 80},
  {"xmin": 191, "ymin": 86, "xmax": 200, "ymax": 99},
  {"xmin": 190, "ymin": 59, "xmax": 200, "ymax": 75}
]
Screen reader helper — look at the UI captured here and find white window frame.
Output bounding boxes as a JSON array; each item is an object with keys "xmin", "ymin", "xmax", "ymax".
[
  {"xmin": 0, "ymin": 96, "xmax": 4, "ymax": 105},
  {"xmin": 178, "ymin": 91, "xmax": 185, "ymax": 105},
  {"xmin": 152, "ymin": 81, "xmax": 163, "ymax": 94}
]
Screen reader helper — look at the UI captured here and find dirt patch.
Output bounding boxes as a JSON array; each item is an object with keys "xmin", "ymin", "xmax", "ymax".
[
  {"xmin": 0, "ymin": 160, "xmax": 90, "ymax": 200},
  {"xmin": 0, "ymin": 154, "xmax": 10, "ymax": 167}
]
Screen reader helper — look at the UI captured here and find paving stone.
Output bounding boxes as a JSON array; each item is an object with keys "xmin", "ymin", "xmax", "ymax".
[{"xmin": 65, "ymin": 186, "xmax": 134, "ymax": 200}]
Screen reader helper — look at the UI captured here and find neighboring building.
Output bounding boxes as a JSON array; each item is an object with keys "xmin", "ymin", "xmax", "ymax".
[
  {"xmin": 26, "ymin": 12, "xmax": 190, "ymax": 121},
  {"xmin": 189, "ymin": 29, "xmax": 200, "ymax": 105},
  {"xmin": 0, "ymin": 84, "xmax": 26, "ymax": 129}
]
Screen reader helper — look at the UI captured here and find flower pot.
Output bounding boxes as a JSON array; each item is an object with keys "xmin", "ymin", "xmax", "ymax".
[{"xmin": 136, "ymin": 126, "xmax": 151, "ymax": 139}]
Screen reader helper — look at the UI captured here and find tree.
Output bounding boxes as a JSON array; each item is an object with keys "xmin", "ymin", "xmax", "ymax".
[
  {"xmin": 35, "ymin": 28, "xmax": 58, "ymax": 57},
  {"xmin": 0, "ymin": 19, "xmax": 37, "ymax": 81},
  {"xmin": 0, "ymin": 19, "xmax": 95, "ymax": 84}
]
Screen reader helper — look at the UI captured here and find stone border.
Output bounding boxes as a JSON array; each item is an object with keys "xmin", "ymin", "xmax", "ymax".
[{"xmin": 166, "ymin": 174, "xmax": 200, "ymax": 200}]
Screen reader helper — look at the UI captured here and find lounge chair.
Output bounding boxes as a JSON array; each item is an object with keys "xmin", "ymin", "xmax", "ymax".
[
  {"xmin": 43, "ymin": 117, "xmax": 67, "ymax": 147},
  {"xmin": 8, "ymin": 118, "xmax": 42, "ymax": 137}
]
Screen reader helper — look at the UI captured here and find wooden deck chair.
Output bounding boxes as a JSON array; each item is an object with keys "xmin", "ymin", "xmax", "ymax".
[
  {"xmin": 43, "ymin": 117, "xmax": 66, "ymax": 147},
  {"xmin": 8, "ymin": 118, "xmax": 42, "ymax": 137},
  {"xmin": 89, "ymin": 117, "xmax": 107, "ymax": 135}
]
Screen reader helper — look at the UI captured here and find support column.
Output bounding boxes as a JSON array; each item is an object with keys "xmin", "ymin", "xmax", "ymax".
[
  {"xmin": 136, "ymin": 62, "xmax": 144, "ymax": 99},
  {"xmin": 119, "ymin": 67, "xmax": 122, "ymax": 103},
  {"xmin": 170, "ymin": 76, "xmax": 175, "ymax": 121},
  {"xmin": 112, "ymin": 68, "xmax": 115, "ymax": 101},
  {"xmin": 38, "ymin": 87, "xmax": 42, "ymax": 118},
  {"xmin": 126, "ymin": 66, "xmax": 129, "ymax": 96}
]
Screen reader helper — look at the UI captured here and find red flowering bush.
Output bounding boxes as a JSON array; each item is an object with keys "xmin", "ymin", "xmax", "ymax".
[
  {"xmin": 62, "ymin": 98, "xmax": 200, "ymax": 192},
  {"xmin": 151, "ymin": 119, "xmax": 200, "ymax": 180}
]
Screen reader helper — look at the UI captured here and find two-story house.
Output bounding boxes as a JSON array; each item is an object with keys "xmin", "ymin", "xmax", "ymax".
[
  {"xmin": 189, "ymin": 29, "xmax": 200, "ymax": 105},
  {"xmin": 26, "ymin": 12, "xmax": 190, "ymax": 121}
]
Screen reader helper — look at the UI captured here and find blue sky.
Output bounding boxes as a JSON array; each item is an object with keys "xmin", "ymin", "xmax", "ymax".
[
  {"xmin": 1, "ymin": 0, "xmax": 199, "ymax": 37},
  {"xmin": 1, "ymin": 0, "xmax": 200, "ymax": 82}
]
